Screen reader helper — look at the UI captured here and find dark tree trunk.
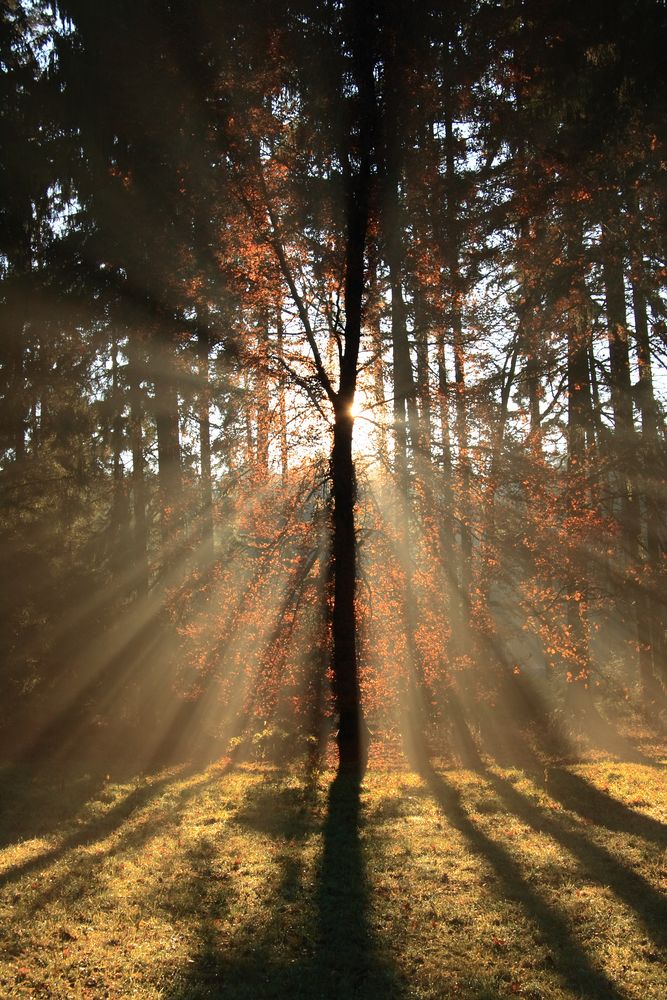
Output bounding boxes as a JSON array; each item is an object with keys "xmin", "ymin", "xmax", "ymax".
[
  {"xmin": 602, "ymin": 227, "xmax": 633, "ymax": 443},
  {"xmin": 277, "ymin": 309, "xmax": 289, "ymax": 483},
  {"xmin": 414, "ymin": 293, "xmax": 432, "ymax": 459},
  {"xmin": 4, "ymin": 253, "xmax": 30, "ymax": 463},
  {"xmin": 153, "ymin": 335, "xmax": 182, "ymax": 549},
  {"xmin": 331, "ymin": 406, "xmax": 365, "ymax": 771},
  {"xmin": 197, "ymin": 325, "xmax": 214, "ymax": 561},
  {"xmin": 256, "ymin": 317, "xmax": 270, "ymax": 474},
  {"xmin": 367, "ymin": 253, "xmax": 389, "ymax": 467},
  {"xmin": 128, "ymin": 330, "xmax": 149, "ymax": 595},
  {"xmin": 631, "ymin": 273, "xmax": 667, "ymax": 693},
  {"xmin": 567, "ymin": 312, "xmax": 591, "ymax": 470},
  {"xmin": 330, "ymin": 0, "xmax": 376, "ymax": 774},
  {"xmin": 603, "ymin": 225, "xmax": 662, "ymax": 703},
  {"xmin": 441, "ymin": 86, "xmax": 473, "ymax": 665},
  {"xmin": 565, "ymin": 271, "xmax": 594, "ymax": 715}
]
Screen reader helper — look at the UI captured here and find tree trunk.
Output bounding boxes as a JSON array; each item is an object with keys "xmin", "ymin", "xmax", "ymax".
[
  {"xmin": 128, "ymin": 330, "xmax": 149, "ymax": 595},
  {"xmin": 414, "ymin": 293, "xmax": 432, "ymax": 459},
  {"xmin": 631, "ymin": 272, "xmax": 667, "ymax": 693},
  {"xmin": 197, "ymin": 324, "xmax": 214, "ymax": 561},
  {"xmin": 153, "ymin": 335, "xmax": 182, "ymax": 548},
  {"xmin": 4, "ymin": 251, "xmax": 30, "ymax": 463},
  {"xmin": 109, "ymin": 331, "xmax": 129, "ymax": 576},
  {"xmin": 277, "ymin": 309, "xmax": 289, "ymax": 483},
  {"xmin": 565, "ymin": 273, "xmax": 593, "ymax": 715},
  {"xmin": 256, "ymin": 315, "xmax": 270, "ymax": 474},
  {"xmin": 442, "ymin": 91, "xmax": 473, "ymax": 657},
  {"xmin": 330, "ymin": 0, "xmax": 375, "ymax": 774},
  {"xmin": 367, "ymin": 254, "xmax": 389, "ymax": 468},
  {"xmin": 331, "ymin": 406, "xmax": 365, "ymax": 770},
  {"xmin": 602, "ymin": 225, "xmax": 662, "ymax": 703}
]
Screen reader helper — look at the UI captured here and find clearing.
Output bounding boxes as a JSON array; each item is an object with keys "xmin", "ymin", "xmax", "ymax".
[{"xmin": 1, "ymin": 740, "xmax": 666, "ymax": 999}]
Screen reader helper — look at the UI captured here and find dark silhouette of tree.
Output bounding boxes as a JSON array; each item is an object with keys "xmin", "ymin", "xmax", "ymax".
[{"xmin": 1, "ymin": 0, "xmax": 666, "ymax": 768}]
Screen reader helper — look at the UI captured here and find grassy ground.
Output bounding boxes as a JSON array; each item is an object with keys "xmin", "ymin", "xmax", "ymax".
[{"xmin": 1, "ymin": 739, "xmax": 665, "ymax": 1000}]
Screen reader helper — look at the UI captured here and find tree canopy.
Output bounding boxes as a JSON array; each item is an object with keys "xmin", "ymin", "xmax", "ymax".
[{"xmin": 2, "ymin": 0, "xmax": 666, "ymax": 772}]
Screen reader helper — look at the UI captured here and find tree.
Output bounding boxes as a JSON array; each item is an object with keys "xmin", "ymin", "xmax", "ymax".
[{"xmin": 2, "ymin": 0, "xmax": 666, "ymax": 768}]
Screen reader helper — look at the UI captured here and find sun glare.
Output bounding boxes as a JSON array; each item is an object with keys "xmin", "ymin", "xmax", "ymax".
[{"xmin": 350, "ymin": 394, "xmax": 378, "ymax": 459}]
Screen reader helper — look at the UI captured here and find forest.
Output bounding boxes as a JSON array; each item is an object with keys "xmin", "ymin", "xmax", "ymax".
[{"xmin": 1, "ymin": 2, "xmax": 666, "ymax": 996}]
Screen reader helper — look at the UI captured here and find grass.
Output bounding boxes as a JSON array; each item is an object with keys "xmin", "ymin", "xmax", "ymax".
[{"xmin": 0, "ymin": 742, "xmax": 665, "ymax": 1000}]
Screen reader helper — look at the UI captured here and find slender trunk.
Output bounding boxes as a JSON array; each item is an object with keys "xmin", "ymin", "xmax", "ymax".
[
  {"xmin": 382, "ymin": 22, "xmax": 419, "ymax": 491},
  {"xmin": 437, "ymin": 335, "xmax": 452, "ymax": 474},
  {"xmin": 197, "ymin": 325, "xmax": 214, "ymax": 560},
  {"xmin": 516, "ymin": 217, "xmax": 542, "ymax": 452},
  {"xmin": 109, "ymin": 332, "xmax": 128, "ymax": 573},
  {"xmin": 632, "ymin": 278, "xmax": 659, "ymax": 440},
  {"xmin": 243, "ymin": 368, "xmax": 255, "ymax": 464},
  {"xmin": 627, "ymin": 187, "xmax": 659, "ymax": 443},
  {"xmin": 6, "ymin": 254, "xmax": 30, "ymax": 462},
  {"xmin": 526, "ymin": 353, "xmax": 542, "ymax": 449},
  {"xmin": 128, "ymin": 330, "xmax": 149, "ymax": 595},
  {"xmin": 602, "ymin": 226, "xmax": 634, "ymax": 443},
  {"xmin": 443, "ymin": 93, "xmax": 473, "ymax": 657},
  {"xmin": 632, "ymin": 272, "xmax": 667, "ymax": 693},
  {"xmin": 436, "ymin": 332, "xmax": 457, "ymax": 630},
  {"xmin": 277, "ymin": 310, "xmax": 289, "ymax": 484},
  {"xmin": 603, "ymin": 226, "xmax": 661, "ymax": 702},
  {"xmin": 484, "ymin": 337, "xmax": 519, "ymax": 579},
  {"xmin": 565, "ymin": 271, "xmax": 593, "ymax": 714},
  {"xmin": 366, "ymin": 251, "xmax": 388, "ymax": 467},
  {"xmin": 567, "ymin": 311, "xmax": 591, "ymax": 471},
  {"xmin": 256, "ymin": 315, "xmax": 270, "ymax": 474},
  {"xmin": 588, "ymin": 346, "xmax": 605, "ymax": 450},
  {"xmin": 8, "ymin": 314, "xmax": 26, "ymax": 462},
  {"xmin": 389, "ymin": 262, "xmax": 416, "ymax": 492},
  {"xmin": 414, "ymin": 292, "xmax": 432, "ymax": 459},
  {"xmin": 153, "ymin": 334, "xmax": 182, "ymax": 544}
]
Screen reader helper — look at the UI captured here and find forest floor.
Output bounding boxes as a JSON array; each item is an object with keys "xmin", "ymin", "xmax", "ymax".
[{"xmin": 0, "ymin": 733, "xmax": 666, "ymax": 1000}]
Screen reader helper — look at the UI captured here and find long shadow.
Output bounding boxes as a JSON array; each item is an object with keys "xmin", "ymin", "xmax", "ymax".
[
  {"xmin": 531, "ymin": 762, "xmax": 667, "ymax": 846},
  {"xmin": 481, "ymin": 765, "xmax": 667, "ymax": 952},
  {"xmin": 161, "ymin": 770, "xmax": 319, "ymax": 999},
  {"xmin": 166, "ymin": 771, "xmax": 405, "ymax": 1000},
  {"xmin": 311, "ymin": 771, "xmax": 404, "ymax": 997},
  {"xmin": 0, "ymin": 762, "xmax": 108, "ymax": 849},
  {"xmin": 418, "ymin": 758, "xmax": 627, "ymax": 1000},
  {"xmin": 0, "ymin": 762, "xmax": 226, "ymax": 892},
  {"xmin": 473, "ymin": 699, "xmax": 667, "ymax": 847},
  {"xmin": 19, "ymin": 762, "xmax": 240, "ymax": 921},
  {"xmin": 431, "ymin": 705, "xmax": 667, "ymax": 944}
]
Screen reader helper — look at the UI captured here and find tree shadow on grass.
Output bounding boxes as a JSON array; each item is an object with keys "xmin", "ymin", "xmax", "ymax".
[
  {"xmin": 426, "ymin": 700, "xmax": 666, "ymax": 939},
  {"xmin": 0, "ymin": 762, "xmax": 109, "ymax": 849},
  {"xmin": 481, "ymin": 764, "xmax": 667, "ymax": 951},
  {"xmin": 416, "ymin": 754, "xmax": 628, "ymax": 1000},
  {"xmin": 0, "ymin": 761, "xmax": 231, "ymax": 892},
  {"xmin": 166, "ymin": 771, "xmax": 405, "ymax": 1000},
  {"xmin": 483, "ymin": 712, "xmax": 667, "ymax": 848},
  {"xmin": 312, "ymin": 772, "xmax": 404, "ymax": 998},
  {"xmin": 526, "ymin": 755, "xmax": 667, "ymax": 847},
  {"xmin": 461, "ymin": 688, "xmax": 667, "ymax": 847}
]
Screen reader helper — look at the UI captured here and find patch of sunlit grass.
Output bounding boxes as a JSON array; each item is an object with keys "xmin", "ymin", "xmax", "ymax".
[{"xmin": 0, "ymin": 751, "xmax": 665, "ymax": 998}]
